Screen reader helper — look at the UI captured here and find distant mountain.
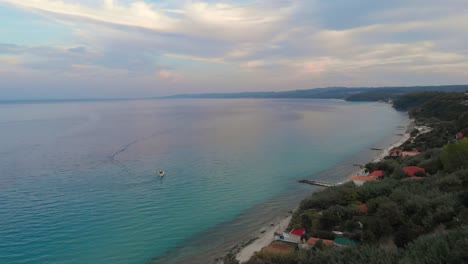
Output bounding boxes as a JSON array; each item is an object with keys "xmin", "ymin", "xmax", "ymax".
[{"xmin": 163, "ymin": 85, "xmax": 468, "ymax": 101}]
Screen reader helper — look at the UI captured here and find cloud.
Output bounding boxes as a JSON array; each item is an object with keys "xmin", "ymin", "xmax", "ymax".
[
  {"xmin": 3, "ymin": 0, "xmax": 175, "ymax": 31},
  {"xmin": 163, "ymin": 53, "xmax": 226, "ymax": 64},
  {"xmin": 301, "ymin": 58, "xmax": 333, "ymax": 74},
  {"xmin": 243, "ymin": 60, "xmax": 265, "ymax": 68},
  {"xmin": 68, "ymin": 46, "xmax": 87, "ymax": 53},
  {"xmin": 2, "ymin": 0, "xmax": 293, "ymax": 42},
  {"xmin": 157, "ymin": 69, "xmax": 171, "ymax": 79},
  {"xmin": 0, "ymin": 42, "xmax": 160, "ymax": 73},
  {"xmin": 1, "ymin": 0, "xmax": 468, "ymax": 98}
]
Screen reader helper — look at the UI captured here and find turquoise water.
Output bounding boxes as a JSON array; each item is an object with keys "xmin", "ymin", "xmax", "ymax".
[{"xmin": 0, "ymin": 99, "xmax": 407, "ymax": 264}]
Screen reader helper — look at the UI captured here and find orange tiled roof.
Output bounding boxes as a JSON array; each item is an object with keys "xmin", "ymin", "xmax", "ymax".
[
  {"xmin": 307, "ymin": 237, "xmax": 334, "ymax": 246},
  {"xmin": 351, "ymin": 175, "xmax": 378, "ymax": 181}
]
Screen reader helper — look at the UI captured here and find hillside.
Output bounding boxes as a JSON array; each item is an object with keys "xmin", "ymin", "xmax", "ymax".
[
  {"xmin": 164, "ymin": 85, "xmax": 468, "ymax": 101},
  {"xmin": 225, "ymin": 92, "xmax": 468, "ymax": 264}
]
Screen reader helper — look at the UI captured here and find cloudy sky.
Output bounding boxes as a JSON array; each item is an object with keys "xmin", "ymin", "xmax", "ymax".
[{"xmin": 1, "ymin": 0, "xmax": 468, "ymax": 99}]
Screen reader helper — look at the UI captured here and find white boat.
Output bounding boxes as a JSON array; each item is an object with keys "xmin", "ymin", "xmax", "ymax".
[{"xmin": 158, "ymin": 170, "xmax": 166, "ymax": 177}]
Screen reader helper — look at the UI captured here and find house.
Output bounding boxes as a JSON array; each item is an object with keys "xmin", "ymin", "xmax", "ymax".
[
  {"xmin": 367, "ymin": 170, "xmax": 384, "ymax": 177},
  {"xmin": 402, "ymin": 166, "xmax": 426, "ymax": 177},
  {"xmin": 274, "ymin": 228, "xmax": 305, "ymax": 244},
  {"xmin": 307, "ymin": 237, "xmax": 334, "ymax": 247},
  {"xmin": 290, "ymin": 228, "xmax": 306, "ymax": 237},
  {"xmin": 351, "ymin": 170, "xmax": 384, "ymax": 186},
  {"xmin": 351, "ymin": 175, "xmax": 378, "ymax": 186},
  {"xmin": 356, "ymin": 204, "xmax": 368, "ymax": 213},
  {"xmin": 389, "ymin": 148, "xmax": 403, "ymax": 157},
  {"xmin": 390, "ymin": 148, "xmax": 420, "ymax": 158},
  {"xmin": 402, "ymin": 150, "xmax": 421, "ymax": 158},
  {"xmin": 456, "ymin": 132, "xmax": 464, "ymax": 140},
  {"xmin": 299, "ymin": 237, "xmax": 334, "ymax": 250}
]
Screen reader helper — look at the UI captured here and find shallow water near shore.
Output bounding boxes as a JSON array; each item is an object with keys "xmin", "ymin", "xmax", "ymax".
[{"xmin": 0, "ymin": 99, "xmax": 408, "ymax": 264}]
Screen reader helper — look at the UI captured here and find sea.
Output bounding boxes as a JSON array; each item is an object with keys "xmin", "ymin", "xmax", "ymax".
[{"xmin": 0, "ymin": 99, "xmax": 409, "ymax": 264}]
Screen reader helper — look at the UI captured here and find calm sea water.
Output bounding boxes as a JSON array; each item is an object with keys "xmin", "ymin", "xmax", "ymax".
[{"xmin": 0, "ymin": 99, "xmax": 408, "ymax": 264}]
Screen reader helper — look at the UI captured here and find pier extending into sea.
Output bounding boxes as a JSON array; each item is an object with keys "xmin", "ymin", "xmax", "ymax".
[{"xmin": 297, "ymin": 179, "xmax": 336, "ymax": 187}]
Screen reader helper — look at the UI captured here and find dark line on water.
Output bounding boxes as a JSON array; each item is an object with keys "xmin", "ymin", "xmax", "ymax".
[
  {"xmin": 109, "ymin": 139, "xmax": 140, "ymax": 160},
  {"xmin": 106, "ymin": 128, "xmax": 175, "ymax": 174}
]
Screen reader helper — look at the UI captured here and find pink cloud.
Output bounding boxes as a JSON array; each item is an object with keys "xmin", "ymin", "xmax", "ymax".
[
  {"xmin": 158, "ymin": 70, "xmax": 172, "ymax": 79},
  {"xmin": 302, "ymin": 58, "xmax": 333, "ymax": 74}
]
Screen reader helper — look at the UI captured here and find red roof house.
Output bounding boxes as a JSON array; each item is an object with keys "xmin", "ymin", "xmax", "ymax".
[
  {"xmin": 402, "ymin": 166, "xmax": 426, "ymax": 177},
  {"xmin": 456, "ymin": 132, "xmax": 464, "ymax": 140},
  {"xmin": 351, "ymin": 174, "xmax": 379, "ymax": 186},
  {"xmin": 368, "ymin": 170, "xmax": 384, "ymax": 177},
  {"xmin": 389, "ymin": 148, "xmax": 403, "ymax": 154},
  {"xmin": 307, "ymin": 237, "xmax": 334, "ymax": 247},
  {"xmin": 356, "ymin": 204, "xmax": 368, "ymax": 213},
  {"xmin": 290, "ymin": 228, "xmax": 306, "ymax": 237}
]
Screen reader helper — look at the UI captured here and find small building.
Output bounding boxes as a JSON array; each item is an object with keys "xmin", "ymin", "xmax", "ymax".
[
  {"xmin": 456, "ymin": 132, "xmax": 464, "ymax": 140},
  {"xmin": 307, "ymin": 237, "xmax": 334, "ymax": 247},
  {"xmin": 275, "ymin": 228, "xmax": 305, "ymax": 244},
  {"xmin": 368, "ymin": 170, "xmax": 384, "ymax": 177},
  {"xmin": 390, "ymin": 149, "xmax": 420, "ymax": 158},
  {"xmin": 402, "ymin": 166, "xmax": 426, "ymax": 177},
  {"xmin": 389, "ymin": 148, "xmax": 403, "ymax": 157},
  {"xmin": 402, "ymin": 150, "xmax": 421, "ymax": 158},
  {"xmin": 356, "ymin": 204, "xmax": 368, "ymax": 213},
  {"xmin": 299, "ymin": 237, "xmax": 334, "ymax": 250},
  {"xmin": 351, "ymin": 171, "xmax": 383, "ymax": 186},
  {"xmin": 290, "ymin": 228, "xmax": 306, "ymax": 237}
]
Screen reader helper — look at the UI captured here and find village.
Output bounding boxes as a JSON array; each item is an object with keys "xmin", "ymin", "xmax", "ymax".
[{"xmin": 235, "ymin": 125, "xmax": 467, "ymax": 263}]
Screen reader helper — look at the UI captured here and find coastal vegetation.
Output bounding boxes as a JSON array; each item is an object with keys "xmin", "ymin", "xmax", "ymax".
[
  {"xmin": 231, "ymin": 91, "xmax": 468, "ymax": 264},
  {"xmin": 164, "ymin": 85, "xmax": 468, "ymax": 100}
]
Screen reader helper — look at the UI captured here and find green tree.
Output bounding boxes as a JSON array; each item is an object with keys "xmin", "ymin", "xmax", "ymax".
[
  {"xmin": 400, "ymin": 228, "xmax": 468, "ymax": 264},
  {"xmin": 440, "ymin": 138, "xmax": 468, "ymax": 172}
]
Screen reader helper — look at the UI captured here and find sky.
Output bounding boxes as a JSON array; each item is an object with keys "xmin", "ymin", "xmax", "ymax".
[{"xmin": 1, "ymin": 0, "xmax": 468, "ymax": 99}]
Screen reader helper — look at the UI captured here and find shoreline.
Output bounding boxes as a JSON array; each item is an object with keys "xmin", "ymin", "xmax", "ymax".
[
  {"xmin": 233, "ymin": 118, "xmax": 414, "ymax": 263},
  {"xmin": 346, "ymin": 118, "xmax": 414, "ymax": 177},
  {"xmin": 235, "ymin": 215, "xmax": 292, "ymax": 263}
]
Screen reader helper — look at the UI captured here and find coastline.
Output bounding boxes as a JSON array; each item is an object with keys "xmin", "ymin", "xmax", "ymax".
[
  {"xmin": 235, "ymin": 215, "xmax": 292, "ymax": 263},
  {"xmin": 346, "ymin": 118, "xmax": 415, "ymax": 177},
  {"xmin": 233, "ymin": 117, "xmax": 414, "ymax": 263}
]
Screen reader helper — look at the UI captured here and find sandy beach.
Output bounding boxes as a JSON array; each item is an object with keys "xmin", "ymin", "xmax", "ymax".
[
  {"xmin": 372, "ymin": 119, "xmax": 415, "ymax": 163},
  {"xmin": 236, "ymin": 215, "xmax": 292, "ymax": 263},
  {"xmin": 235, "ymin": 118, "xmax": 414, "ymax": 263},
  {"xmin": 346, "ymin": 118, "xmax": 414, "ymax": 177}
]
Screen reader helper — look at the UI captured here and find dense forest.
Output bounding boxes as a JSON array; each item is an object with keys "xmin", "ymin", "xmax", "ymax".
[{"xmin": 225, "ymin": 91, "xmax": 468, "ymax": 264}]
